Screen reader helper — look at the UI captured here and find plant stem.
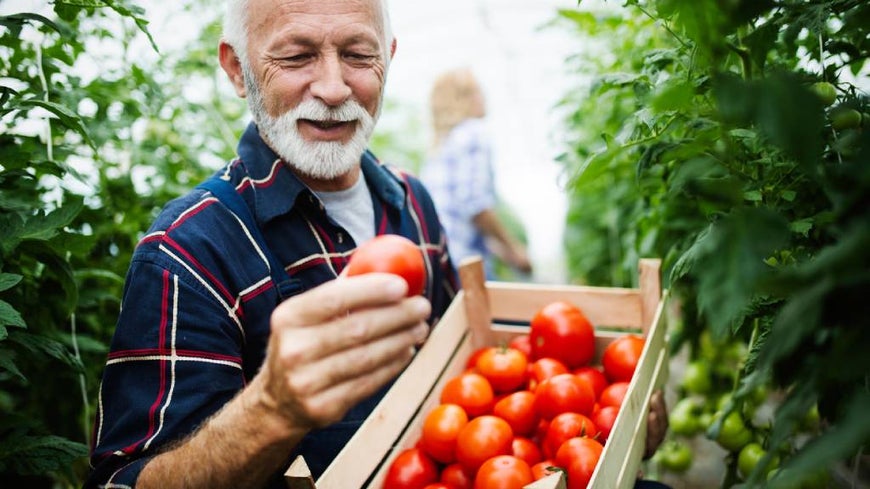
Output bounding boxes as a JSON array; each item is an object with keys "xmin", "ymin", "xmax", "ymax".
[{"xmin": 36, "ymin": 40, "xmax": 53, "ymax": 162}]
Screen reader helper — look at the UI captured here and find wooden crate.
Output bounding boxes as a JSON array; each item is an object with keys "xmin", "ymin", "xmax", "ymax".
[{"xmin": 286, "ymin": 257, "xmax": 669, "ymax": 489}]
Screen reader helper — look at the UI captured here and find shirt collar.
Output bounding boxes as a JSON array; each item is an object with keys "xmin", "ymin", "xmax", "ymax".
[{"xmin": 236, "ymin": 122, "xmax": 408, "ymax": 225}]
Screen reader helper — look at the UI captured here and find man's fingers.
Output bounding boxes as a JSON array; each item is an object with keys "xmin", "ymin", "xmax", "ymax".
[{"xmin": 272, "ymin": 273, "xmax": 409, "ymax": 328}]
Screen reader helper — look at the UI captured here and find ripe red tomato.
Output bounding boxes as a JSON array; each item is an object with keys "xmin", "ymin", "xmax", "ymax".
[
  {"xmin": 439, "ymin": 462, "xmax": 473, "ymax": 489},
  {"xmin": 590, "ymin": 405, "xmax": 619, "ymax": 444},
  {"xmin": 533, "ymin": 373, "xmax": 595, "ymax": 420},
  {"xmin": 573, "ymin": 366, "xmax": 608, "ymax": 401},
  {"xmin": 510, "ymin": 436, "xmax": 543, "ymax": 466},
  {"xmin": 543, "ymin": 412, "xmax": 598, "ymax": 459},
  {"xmin": 440, "ymin": 372, "xmax": 495, "ymax": 418},
  {"xmin": 530, "ymin": 460, "xmax": 560, "ymax": 481},
  {"xmin": 475, "ymin": 347, "xmax": 529, "ymax": 393},
  {"xmin": 527, "ymin": 357, "xmax": 569, "ymax": 392},
  {"xmin": 492, "ymin": 390, "xmax": 538, "ymax": 437},
  {"xmin": 473, "ymin": 455, "xmax": 534, "ymax": 489},
  {"xmin": 465, "ymin": 346, "xmax": 489, "ymax": 371},
  {"xmin": 598, "ymin": 381, "xmax": 630, "ymax": 409},
  {"xmin": 455, "ymin": 415, "xmax": 514, "ymax": 472},
  {"xmin": 345, "ymin": 234, "xmax": 426, "ymax": 296},
  {"xmin": 529, "ymin": 301, "xmax": 595, "ymax": 368},
  {"xmin": 423, "ymin": 485, "xmax": 452, "ymax": 489},
  {"xmin": 420, "ymin": 403, "xmax": 469, "ymax": 464},
  {"xmin": 602, "ymin": 335, "xmax": 645, "ymax": 383},
  {"xmin": 554, "ymin": 437, "xmax": 604, "ymax": 489},
  {"xmin": 382, "ymin": 447, "xmax": 439, "ymax": 489},
  {"xmin": 508, "ymin": 334, "xmax": 532, "ymax": 358}
]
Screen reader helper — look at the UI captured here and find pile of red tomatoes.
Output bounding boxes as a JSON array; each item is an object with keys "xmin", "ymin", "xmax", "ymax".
[{"xmin": 382, "ymin": 301, "xmax": 646, "ymax": 489}]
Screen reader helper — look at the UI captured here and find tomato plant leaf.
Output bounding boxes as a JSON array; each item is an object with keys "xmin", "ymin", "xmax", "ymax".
[
  {"xmin": 0, "ymin": 348, "xmax": 26, "ymax": 382},
  {"xmin": 8, "ymin": 331, "xmax": 83, "ymax": 372},
  {"xmin": 0, "ymin": 274, "xmax": 22, "ymax": 293},
  {"xmin": 0, "ymin": 433, "xmax": 88, "ymax": 475},
  {"xmin": 0, "ymin": 300, "xmax": 26, "ymax": 330},
  {"xmin": 15, "ymin": 99, "xmax": 95, "ymax": 151}
]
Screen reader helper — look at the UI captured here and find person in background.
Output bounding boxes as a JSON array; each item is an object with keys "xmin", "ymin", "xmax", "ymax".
[
  {"xmin": 421, "ymin": 67, "xmax": 533, "ymax": 280},
  {"xmin": 85, "ymin": 0, "xmax": 456, "ymax": 487}
]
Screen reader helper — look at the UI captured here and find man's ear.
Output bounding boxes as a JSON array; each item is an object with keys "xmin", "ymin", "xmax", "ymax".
[
  {"xmin": 390, "ymin": 37, "xmax": 397, "ymax": 60},
  {"xmin": 219, "ymin": 41, "xmax": 247, "ymax": 98}
]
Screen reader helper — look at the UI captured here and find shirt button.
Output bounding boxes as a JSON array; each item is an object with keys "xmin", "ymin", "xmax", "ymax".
[{"xmin": 337, "ymin": 232, "xmax": 344, "ymax": 244}]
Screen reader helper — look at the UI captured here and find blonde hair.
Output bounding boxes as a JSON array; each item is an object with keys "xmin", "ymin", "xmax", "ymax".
[{"xmin": 429, "ymin": 68, "xmax": 483, "ymax": 146}]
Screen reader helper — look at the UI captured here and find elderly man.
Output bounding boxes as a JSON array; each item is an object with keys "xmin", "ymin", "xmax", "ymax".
[{"xmin": 86, "ymin": 0, "xmax": 457, "ymax": 487}]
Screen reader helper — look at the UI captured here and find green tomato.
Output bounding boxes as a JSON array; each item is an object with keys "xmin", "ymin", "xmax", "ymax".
[
  {"xmin": 737, "ymin": 442, "xmax": 779, "ymax": 479},
  {"xmin": 712, "ymin": 411, "xmax": 753, "ymax": 452},
  {"xmin": 831, "ymin": 108, "xmax": 863, "ymax": 130},
  {"xmin": 811, "ymin": 82, "xmax": 837, "ymax": 106},
  {"xmin": 681, "ymin": 361, "xmax": 713, "ymax": 394},
  {"xmin": 800, "ymin": 404, "xmax": 821, "ymax": 432},
  {"xmin": 669, "ymin": 397, "xmax": 702, "ymax": 436},
  {"xmin": 656, "ymin": 440, "xmax": 693, "ymax": 473}
]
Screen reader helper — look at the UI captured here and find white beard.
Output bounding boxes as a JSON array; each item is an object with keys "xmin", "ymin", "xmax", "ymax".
[{"xmin": 243, "ymin": 66, "xmax": 376, "ymax": 180}]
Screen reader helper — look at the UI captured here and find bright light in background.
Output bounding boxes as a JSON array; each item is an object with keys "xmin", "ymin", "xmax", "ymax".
[{"xmin": 384, "ymin": 0, "xmax": 608, "ymax": 283}]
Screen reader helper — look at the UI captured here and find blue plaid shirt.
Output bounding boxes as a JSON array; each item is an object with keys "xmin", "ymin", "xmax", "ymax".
[
  {"xmin": 421, "ymin": 118, "xmax": 497, "ymax": 278},
  {"xmin": 86, "ymin": 123, "xmax": 458, "ymax": 487}
]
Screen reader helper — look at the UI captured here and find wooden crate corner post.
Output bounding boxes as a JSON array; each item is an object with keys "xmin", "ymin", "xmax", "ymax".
[{"xmin": 457, "ymin": 256, "xmax": 494, "ymax": 350}]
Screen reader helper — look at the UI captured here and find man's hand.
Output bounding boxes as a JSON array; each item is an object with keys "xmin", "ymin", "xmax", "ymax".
[
  {"xmin": 644, "ymin": 389, "xmax": 669, "ymax": 459},
  {"xmin": 257, "ymin": 273, "xmax": 432, "ymax": 433}
]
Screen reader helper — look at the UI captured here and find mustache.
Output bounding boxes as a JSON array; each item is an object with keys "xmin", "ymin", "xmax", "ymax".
[{"xmin": 291, "ymin": 99, "xmax": 368, "ymax": 123}]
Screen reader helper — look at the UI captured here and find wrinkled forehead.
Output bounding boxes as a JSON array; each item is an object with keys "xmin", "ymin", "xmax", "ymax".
[{"xmin": 246, "ymin": 0, "xmax": 387, "ymax": 38}]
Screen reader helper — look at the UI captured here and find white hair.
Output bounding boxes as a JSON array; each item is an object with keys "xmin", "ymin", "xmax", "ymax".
[{"xmin": 222, "ymin": 0, "xmax": 394, "ymax": 68}]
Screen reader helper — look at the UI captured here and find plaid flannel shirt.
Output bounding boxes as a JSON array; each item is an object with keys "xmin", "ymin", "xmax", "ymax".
[{"xmin": 86, "ymin": 122, "xmax": 458, "ymax": 488}]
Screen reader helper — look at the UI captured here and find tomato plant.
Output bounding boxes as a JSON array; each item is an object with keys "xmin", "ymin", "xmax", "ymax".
[
  {"xmin": 475, "ymin": 347, "xmax": 529, "ymax": 393},
  {"xmin": 601, "ymin": 335, "xmax": 644, "ymax": 383},
  {"xmin": 455, "ymin": 415, "xmax": 514, "ymax": 472},
  {"xmin": 493, "ymin": 391, "xmax": 539, "ymax": 437},
  {"xmin": 382, "ymin": 447, "xmax": 439, "ymax": 489},
  {"xmin": 737, "ymin": 442, "xmax": 779, "ymax": 480},
  {"xmin": 473, "ymin": 455, "xmax": 534, "ymax": 489},
  {"xmin": 345, "ymin": 234, "xmax": 426, "ymax": 296},
  {"xmin": 654, "ymin": 440, "xmax": 693, "ymax": 473},
  {"xmin": 420, "ymin": 403, "xmax": 469, "ymax": 464},
  {"xmin": 529, "ymin": 301, "xmax": 596, "ymax": 368},
  {"xmin": 440, "ymin": 372, "xmax": 495, "ymax": 418},
  {"xmin": 533, "ymin": 373, "xmax": 595, "ymax": 419}
]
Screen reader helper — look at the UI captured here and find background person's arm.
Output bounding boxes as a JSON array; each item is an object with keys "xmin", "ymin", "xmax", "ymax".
[{"xmin": 473, "ymin": 208, "xmax": 532, "ymax": 274}]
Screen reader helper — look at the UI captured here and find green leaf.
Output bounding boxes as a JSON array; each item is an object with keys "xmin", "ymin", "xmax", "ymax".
[
  {"xmin": 0, "ymin": 13, "xmax": 65, "ymax": 35},
  {"xmin": 694, "ymin": 208, "xmax": 790, "ymax": 336},
  {"xmin": 22, "ymin": 197, "xmax": 83, "ymax": 241},
  {"xmin": 0, "ymin": 347, "xmax": 26, "ymax": 382},
  {"xmin": 789, "ymin": 218, "xmax": 813, "ymax": 237},
  {"xmin": 8, "ymin": 330, "xmax": 83, "ymax": 372},
  {"xmin": 0, "ymin": 274, "xmax": 22, "ymax": 293},
  {"xmin": 15, "ymin": 99, "xmax": 95, "ymax": 150},
  {"xmin": 0, "ymin": 433, "xmax": 88, "ymax": 475},
  {"xmin": 0, "ymin": 300, "xmax": 26, "ymax": 329}
]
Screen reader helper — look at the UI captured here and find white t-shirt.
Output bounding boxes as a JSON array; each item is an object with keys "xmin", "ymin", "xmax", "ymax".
[{"xmin": 314, "ymin": 175, "xmax": 375, "ymax": 246}]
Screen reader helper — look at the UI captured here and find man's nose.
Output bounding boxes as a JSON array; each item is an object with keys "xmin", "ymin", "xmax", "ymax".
[{"xmin": 310, "ymin": 55, "xmax": 352, "ymax": 107}]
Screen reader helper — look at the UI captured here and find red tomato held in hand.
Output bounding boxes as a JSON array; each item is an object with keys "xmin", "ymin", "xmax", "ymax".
[
  {"xmin": 529, "ymin": 301, "xmax": 595, "ymax": 368},
  {"xmin": 476, "ymin": 347, "xmax": 529, "ymax": 393},
  {"xmin": 554, "ymin": 437, "xmax": 604, "ymax": 489},
  {"xmin": 543, "ymin": 412, "xmax": 598, "ymax": 459},
  {"xmin": 534, "ymin": 373, "xmax": 595, "ymax": 420},
  {"xmin": 573, "ymin": 366, "xmax": 608, "ymax": 401},
  {"xmin": 493, "ymin": 391, "xmax": 539, "ymax": 437},
  {"xmin": 345, "ymin": 234, "xmax": 426, "ymax": 296},
  {"xmin": 382, "ymin": 447, "xmax": 439, "ymax": 489},
  {"xmin": 602, "ymin": 335, "xmax": 645, "ymax": 383},
  {"xmin": 473, "ymin": 455, "xmax": 534, "ymax": 489},
  {"xmin": 440, "ymin": 372, "xmax": 495, "ymax": 418},
  {"xmin": 421, "ymin": 403, "xmax": 469, "ymax": 464},
  {"xmin": 455, "ymin": 415, "xmax": 514, "ymax": 472}
]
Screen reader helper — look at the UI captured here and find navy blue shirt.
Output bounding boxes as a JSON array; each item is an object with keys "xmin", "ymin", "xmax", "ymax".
[{"xmin": 86, "ymin": 123, "xmax": 458, "ymax": 487}]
